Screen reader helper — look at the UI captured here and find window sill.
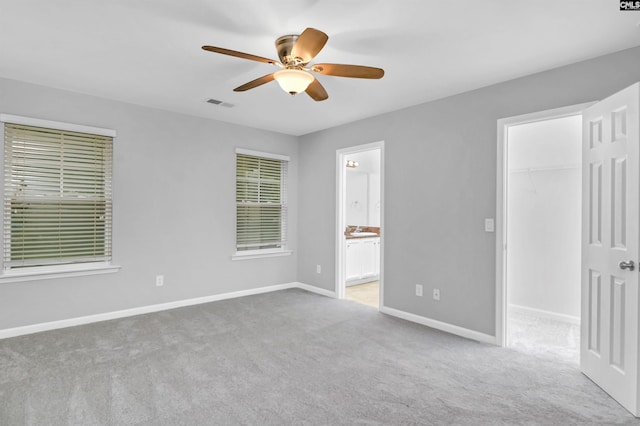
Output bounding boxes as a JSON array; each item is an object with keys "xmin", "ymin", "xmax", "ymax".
[
  {"xmin": 0, "ymin": 263, "xmax": 121, "ymax": 283},
  {"xmin": 231, "ymin": 250, "xmax": 292, "ymax": 261}
]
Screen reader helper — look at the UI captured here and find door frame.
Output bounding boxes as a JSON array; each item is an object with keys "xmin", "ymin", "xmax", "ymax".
[
  {"xmin": 495, "ymin": 102, "xmax": 594, "ymax": 347},
  {"xmin": 335, "ymin": 141, "xmax": 385, "ymax": 305}
]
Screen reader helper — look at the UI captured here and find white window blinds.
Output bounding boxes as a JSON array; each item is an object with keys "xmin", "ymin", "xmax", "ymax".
[
  {"xmin": 236, "ymin": 151, "xmax": 288, "ymax": 252},
  {"xmin": 3, "ymin": 123, "xmax": 113, "ymax": 269}
]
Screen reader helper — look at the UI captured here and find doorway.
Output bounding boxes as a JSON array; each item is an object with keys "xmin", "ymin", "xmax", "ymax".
[
  {"xmin": 495, "ymin": 103, "xmax": 594, "ymax": 351},
  {"xmin": 505, "ymin": 114, "xmax": 582, "ymax": 363},
  {"xmin": 496, "ymin": 85, "xmax": 640, "ymax": 417},
  {"xmin": 336, "ymin": 142, "xmax": 384, "ymax": 308}
]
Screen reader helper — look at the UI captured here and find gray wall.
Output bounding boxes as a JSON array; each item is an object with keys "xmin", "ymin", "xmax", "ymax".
[
  {"xmin": 0, "ymin": 78, "xmax": 298, "ymax": 329},
  {"xmin": 297, "ymin": 46, "xmax": 640, "ymax": 336}
]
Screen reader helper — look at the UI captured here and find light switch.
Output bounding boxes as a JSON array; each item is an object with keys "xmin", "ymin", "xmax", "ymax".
[{"xmin": 484, "ymin": 218, "xmax": 495, "ymax": 233}]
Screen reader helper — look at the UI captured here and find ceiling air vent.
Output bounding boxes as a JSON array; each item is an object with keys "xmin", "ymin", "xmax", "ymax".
[{"xmin": 206, "ymin": 98, "xmax": 234, "ymax": 108}]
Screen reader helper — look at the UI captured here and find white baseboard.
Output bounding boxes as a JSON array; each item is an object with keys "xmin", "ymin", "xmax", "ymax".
[
  {"xmin": 0, "ymin": 282, "xmax": 299, "ymax": 340},
  {"xmin": 380, "ymin": 306, "xmax": 497, "ymax": 345},
  {"xmin": 1, "ymin": 282, "xmax": 493, "ymax": 343},
  {"xmin": 295, "ymin": 282, "xmax": 337, "ymax": 298},
  {"xmin": 509, "ymin": 303, "xmax": 580, "ymax": 325},
  {"xmin": 346, "ymin": 276, "xmax": 379, "ymax": 287}
]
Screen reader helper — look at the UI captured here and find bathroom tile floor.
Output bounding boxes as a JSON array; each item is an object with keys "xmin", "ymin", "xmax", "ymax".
[{"xmin": 345, "ymin": 281, "xmax": 379, "ymax": 308}]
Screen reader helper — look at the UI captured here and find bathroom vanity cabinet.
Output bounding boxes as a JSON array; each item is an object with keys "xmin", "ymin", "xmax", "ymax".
[{"xmin": 345, "ymin": 237, "xmax": 380, "ymax": 284}]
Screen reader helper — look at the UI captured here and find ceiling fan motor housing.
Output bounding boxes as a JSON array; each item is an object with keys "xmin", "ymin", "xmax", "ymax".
[{"xmin": 276, "ymin": 35, "xmax": 304, "ymax": 67}]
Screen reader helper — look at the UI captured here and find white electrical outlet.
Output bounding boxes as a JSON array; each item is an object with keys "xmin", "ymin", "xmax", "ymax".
[
  {"xmin": 316, "ymin": 264, "xmax": 321, "ymax": 274},
  {"xmin": 416, "ymin": 284, "xmax": 423, "ymax": 297},
  {"xmin": 156, "ymin": 275, "xmax": 164, "ymax": 287},
  {"xmin": 433, "ymin": 288, "xmax": 440, "ymax": 301}
]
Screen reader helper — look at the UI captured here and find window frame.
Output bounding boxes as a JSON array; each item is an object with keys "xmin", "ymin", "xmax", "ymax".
[
  {"xmin": 232, "ymin": 148, "xmax": 291, "ymax": 261},
  {"xmin": 0, "ymin": 114, "xmax": 120, "ymax": 282}
]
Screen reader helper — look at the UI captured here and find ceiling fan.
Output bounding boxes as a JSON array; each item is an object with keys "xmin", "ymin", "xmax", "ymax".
[{"xmin": 202, "ymin": 27, "xmax": 384, "ymax": 102}]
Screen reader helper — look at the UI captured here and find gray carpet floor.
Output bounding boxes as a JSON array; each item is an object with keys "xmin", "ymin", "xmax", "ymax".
[
  {"xmin": 1, "ymin": 288, "xmax": 639, "ymax": 425},
  {"xmin": 508, "ymin": 308, "xmax": 580, "ymax": 366}
]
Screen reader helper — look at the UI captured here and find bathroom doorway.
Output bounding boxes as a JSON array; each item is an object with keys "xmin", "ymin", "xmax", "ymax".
[{"xmin": 336, "ymin": 142, "xmax": 384, "ymax": 308}]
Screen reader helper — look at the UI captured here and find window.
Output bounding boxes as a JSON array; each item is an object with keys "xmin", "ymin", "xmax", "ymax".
[
  {"xmin": 1, "ymin": 115, "xmax": 115, "ymax": 275},
  {"xmin": 235, "ymin": 148, "xmax": 289, "ymax": 258}
]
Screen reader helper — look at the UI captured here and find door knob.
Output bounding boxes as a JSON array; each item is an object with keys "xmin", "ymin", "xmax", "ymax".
[{"xmin": 619, "ymin": 260, "xmax": 635, "ymax": 271}]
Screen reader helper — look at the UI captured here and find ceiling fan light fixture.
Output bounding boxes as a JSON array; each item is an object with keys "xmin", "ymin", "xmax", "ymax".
[{"xmin": 274, "ymin": 69, "xmax": 314, "ymax": 95}]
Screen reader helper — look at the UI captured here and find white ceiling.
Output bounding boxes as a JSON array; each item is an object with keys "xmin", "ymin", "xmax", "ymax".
[{"xmin": 0, "ymin": 1, "xmax": 639, "ymax": 136}]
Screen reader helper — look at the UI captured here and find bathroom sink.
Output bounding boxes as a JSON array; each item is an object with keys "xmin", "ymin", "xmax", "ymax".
[{"xmin": 351, "ymin": 232, "xmax": 378, "ymax": 237}]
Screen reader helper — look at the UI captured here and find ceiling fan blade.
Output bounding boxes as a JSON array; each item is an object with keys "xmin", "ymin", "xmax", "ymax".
[
  {"xmin": 312, "ymin": 63, "xmax": 384, "ymax": 79},
  {"xmin": 305, "ymin": 78, "xmax": 328, "ymax": 102},
  {"xmin": 234, "ymin": 73, "xmax": 275, "ymax": 92},
  {"xmin": 202, "ymin": 46, "xmax": 278, "ymax": 65},
  {"xmin": 291, "ymin": 28, "xmax": 328, "ymax": 64}
]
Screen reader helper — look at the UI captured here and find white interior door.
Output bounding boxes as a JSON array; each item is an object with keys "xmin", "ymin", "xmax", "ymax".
[{"xmin": 581, "ymin": 82, "xmax": 640, "ymax": 416}]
